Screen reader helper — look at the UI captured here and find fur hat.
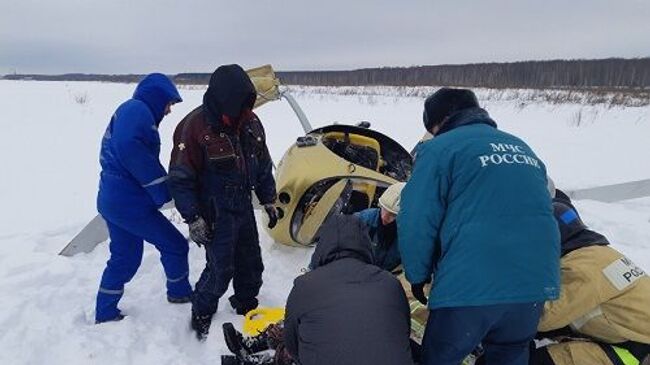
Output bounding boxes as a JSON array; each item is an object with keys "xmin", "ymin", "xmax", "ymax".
[
  {"xmin": 423, "ymin": 88, "xmax": 479, "ymax": 131},
  {"xmin": 378, "ymin": 182, "xmax": 406, "ymax": 215}
]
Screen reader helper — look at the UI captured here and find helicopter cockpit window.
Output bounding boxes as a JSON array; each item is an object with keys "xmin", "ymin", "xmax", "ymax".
[{"xmin": 322, "ymin": 132, "xmax": 379, "ymax": 171}]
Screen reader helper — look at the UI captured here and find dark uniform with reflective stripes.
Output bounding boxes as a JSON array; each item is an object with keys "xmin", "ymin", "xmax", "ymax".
[{"xmin": 168, "ymin": 65, "xmax": 276, "ymax": 317}]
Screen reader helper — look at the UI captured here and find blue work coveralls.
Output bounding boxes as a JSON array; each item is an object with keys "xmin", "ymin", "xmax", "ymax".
[{"xmin": 95, "ymin": 74, "xmax": 192, "ymax": 322}]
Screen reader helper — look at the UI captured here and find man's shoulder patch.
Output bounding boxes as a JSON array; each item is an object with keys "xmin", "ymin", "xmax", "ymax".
[{"xmin": 602, "ymin": 256, "xmax": 646, "ymax": 291}]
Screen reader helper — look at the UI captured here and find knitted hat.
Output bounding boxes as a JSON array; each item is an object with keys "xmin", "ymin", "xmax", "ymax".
[
  {"xmin": 423, "ymin": 88, "xmax": 479, "ymax": 131},
  {"xmin": 378, "ymin": 182, "xmax": 406, "ymax": 215}
]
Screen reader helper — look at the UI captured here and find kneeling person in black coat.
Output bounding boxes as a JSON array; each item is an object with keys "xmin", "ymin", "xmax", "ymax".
[{"xmin": 284, "ymin": 214, "xmax": 413, "ymax": 365}]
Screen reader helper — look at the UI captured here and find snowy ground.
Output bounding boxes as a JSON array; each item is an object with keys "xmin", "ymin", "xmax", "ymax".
[{"xmin": 0, "ymin": 80, "xmax": 649, "ymax": 364}]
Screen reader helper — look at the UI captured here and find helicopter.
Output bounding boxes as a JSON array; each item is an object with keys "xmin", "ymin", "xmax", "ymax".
[
  {"xmin": 60, "ymin": 64, "xmax": 650, "ymax": 255},
  {"xmin": 265, "ymin": 122, "xmax": 413, "ymax": 246}
]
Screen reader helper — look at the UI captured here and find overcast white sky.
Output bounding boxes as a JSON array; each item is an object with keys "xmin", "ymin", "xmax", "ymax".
[{"xmin": 1, "ymin": 0, "xmax": 649, "ymax": 75}]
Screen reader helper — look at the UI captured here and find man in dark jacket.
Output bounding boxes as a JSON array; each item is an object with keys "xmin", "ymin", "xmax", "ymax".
[
  {"xmin": 168, "ymin": 64, "xmax": 277, "ymax": 340},
  {"xmin": 399, "ymin": 88, "xmax": 560, "ymax": 364},
  {"xmin": 284, "ymin": 214, "xmax": 413, "ymax": 365},
  {"xmin": 95, "ymin": 73, "xmax": 192, "ymax": 323}
]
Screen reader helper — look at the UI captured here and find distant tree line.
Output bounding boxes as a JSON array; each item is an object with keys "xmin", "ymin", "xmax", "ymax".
[
  {"xmin": 4, "ymin": 58, "xmax": 649, "ymax": 91},
  {"xmin": 2, "ymin": 73, "xmax": 144, "ymax": 83},
  {"xmin": 276, "ymin": 58, "xmax": 650, "ymax": 90}
]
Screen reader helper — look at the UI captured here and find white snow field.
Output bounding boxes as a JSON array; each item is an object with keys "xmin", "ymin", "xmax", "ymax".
[{"xmin": 0, "ymin": 80, "xmax": 649, "ymax": 364}]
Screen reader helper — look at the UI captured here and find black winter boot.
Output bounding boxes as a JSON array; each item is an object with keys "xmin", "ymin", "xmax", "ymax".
[
  {"xmin": 221, "ymin": 354, "xmax": 274, "ymax": 365},
  {"xmin": 228, "ymin": 295, "xmax": 259, "ymax": 316},
  {"xmin": 95, "ymin": 313, "xmax": 126, "ymax": 324},
  {"xmin": 221, "ymin": 355, "xmax": 239, "ymax": 365},
  {"xmin": 167, "ymin": 295, "xmax": 191, "ymax": 304},
  {"xmin": 223, "ymin": 322, "xmax": 270, "ymax": 356},
  {"xmin": 191, "ymin": 311, "xmax": 213, "ymax": 341}
]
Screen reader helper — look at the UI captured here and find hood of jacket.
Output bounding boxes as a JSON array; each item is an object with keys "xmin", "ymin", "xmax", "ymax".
[
  {"xmin": 202, "ymin": 64, "xmax": 257, "ymax": 129},
  {"xmin": 436, "ymin": 107, "xmax": 497, "ymax": 136},
  {"xmin": 553, "ymin": 191, "xmax": 610, "ymax": 256},
  {"xmin": 561, "ymin": 229, "xmax": 610, "ymax": 256},
  {"xmin": 132, "ymin": 73, "xmax": 182, "ymax": 125},
  {"xmin": 309, "ymin": 214, "xmax": 374, "ymax": 270}
]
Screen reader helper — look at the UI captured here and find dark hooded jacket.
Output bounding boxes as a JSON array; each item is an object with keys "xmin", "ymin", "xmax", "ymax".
[
  {"xmin": 97, "ymin": 73, "xmax": 182, "ymax": 217},
  {"xmin": 203, "ymin": 65, "xmax": 257, "ymax": 124},
  {"xmin": 168, "ymin": 65, "xmax": 276, "ymax": 222},
  {"xmin": 284, "ymin": 215, "xmax": 413, "ymax": 365}
]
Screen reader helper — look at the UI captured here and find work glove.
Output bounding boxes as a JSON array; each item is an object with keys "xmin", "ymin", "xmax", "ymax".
[
  {"xmin": 188, "ymin": 216, "xmax": 212, "ymax": 247},
  {"xmin": 411, "ymin": 281, "xmax": 429, "ymax": 305},
  {"xmin": 264, "ymin": 204, "xmax": 278, "ymax": 229}
]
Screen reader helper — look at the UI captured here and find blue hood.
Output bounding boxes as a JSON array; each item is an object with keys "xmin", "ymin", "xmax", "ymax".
[{"xmin": 133, "ymin": 73, "xmax": 182, "ymax": 124}]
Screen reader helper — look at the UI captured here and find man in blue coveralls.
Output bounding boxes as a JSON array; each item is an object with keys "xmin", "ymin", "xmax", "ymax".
[{"xmin": 95, "ymin": 73, "xmax": 192, "ymax": 323}]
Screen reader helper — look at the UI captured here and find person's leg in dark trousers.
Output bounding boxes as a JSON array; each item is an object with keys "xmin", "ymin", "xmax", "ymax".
[
  {"xmin": 192, "ymin": 211, "xmax": 238, "ymax": 316},
  {"xmin": 421, "ymin": 306, "xmax": 491, "ymax": 365},
  {"xmin": 482, "ymin": 302, "xmax": 543, "ymax": 365},
  {"xmin": 421, "ymin": 303, "xmax": 542, "ymax": 365},
  {"xmin": 96, "ymin": 219, "xmax": 144, "ymax": 322},
  {"xmin": 528, "ymin": 346, "xmax": 555, "ymax": 365},
  {"xmin": 410, "ymin": 339, "xmax": 423, "ymax": 364},
  {"xmin": 230, "ymin": 209, "xmax": 264, "ymax": 311}
]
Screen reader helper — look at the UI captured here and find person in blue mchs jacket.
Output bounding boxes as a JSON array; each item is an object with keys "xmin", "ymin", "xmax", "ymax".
[
  {"xmin": 398, "ymin": 88, "xmax": 560, "ymax": 365},
  {"xmin": 355, "ymin": 182, "xmax": 405, "ymax": 272},
  {"xmin": 95, "ymin": 73, "xmax": 192, "ymax": 324}
]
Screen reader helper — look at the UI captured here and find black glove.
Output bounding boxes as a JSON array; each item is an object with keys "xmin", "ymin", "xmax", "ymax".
[
  {"xmin": 188, "ymin": 216, "xmax": 212, "ymax": 247},
  {"xmin": 264, "ymin": 204, "xmax": 278, "ymax": 229},
  {"xmin": 411, "ymin": 282, "xmax": 429, "ymax": 305}
]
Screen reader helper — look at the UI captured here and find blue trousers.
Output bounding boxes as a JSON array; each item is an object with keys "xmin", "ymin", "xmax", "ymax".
[
  {"xmin": 95, "ymin": 211, "xmax": 192, "ymax": 322},
  {"xmin": 192, "ymin": 208, "xmax": 263, "ymax": 316},
  {"xmin": 421, "ymin": 302, "xmax": 543, "ymax": 365}
]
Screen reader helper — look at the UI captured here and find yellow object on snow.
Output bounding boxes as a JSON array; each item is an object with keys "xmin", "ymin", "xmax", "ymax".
[{"xmin": 242, "ymin": 307, "xmax": 286, "ymax": 336}]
